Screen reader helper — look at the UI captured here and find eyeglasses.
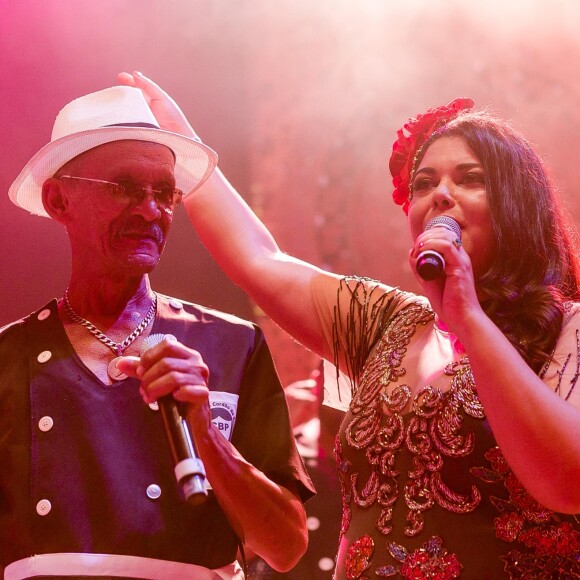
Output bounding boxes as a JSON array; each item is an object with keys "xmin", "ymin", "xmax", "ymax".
[{"xmin": 58, "ymin": 175, "xmax": 183, "ymax": 208}]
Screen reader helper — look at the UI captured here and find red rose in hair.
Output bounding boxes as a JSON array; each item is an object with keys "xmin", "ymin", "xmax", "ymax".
[{"xmin": 389, "ymin": 98, "xmax": 474, "ymax": 214}]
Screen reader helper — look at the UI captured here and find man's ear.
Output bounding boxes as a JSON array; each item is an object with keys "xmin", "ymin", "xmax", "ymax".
[{"xmin": 42, "ymin": 178, "xmax": 70, "ymax": 223}]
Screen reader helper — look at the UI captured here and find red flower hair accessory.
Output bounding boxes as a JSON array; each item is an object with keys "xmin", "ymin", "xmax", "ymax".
[{"xmin": 389, "ymin": 98, "xmax": 474, "ymax": 214}]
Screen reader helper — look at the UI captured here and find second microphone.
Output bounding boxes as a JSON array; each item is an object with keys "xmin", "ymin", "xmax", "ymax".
[{"xmin": 140, "ymin": 333, "xmax": 208, "ymax": 506}]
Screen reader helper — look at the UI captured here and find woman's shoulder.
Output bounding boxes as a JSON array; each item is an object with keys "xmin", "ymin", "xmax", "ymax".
[
  {"xmin": 543, "ymin": 301, "xmax": 580, "ymax": 407},
  {"xmin": 556, "ymin": 301, "xmax": 580, "ymax": 349},
  {"xmin": 563, "ymin": 301, "xmax": 580, "ymax": 319},
  {"xmin": 558, "ymin": 301, "xmax": 580, "ymax": 337},
  {"xmin": 313, "ymin": 273, "xmax": 430, "ymax": 311}
]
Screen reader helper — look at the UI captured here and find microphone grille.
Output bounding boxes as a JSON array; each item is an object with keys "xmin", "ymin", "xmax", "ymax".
[
  {"xmin": 140, "ymin": 333, "xmax": 177, "ymax": 355},
  {"xmin": 425, "ymin": 216, "xmax": 461, "ymax": 240}
]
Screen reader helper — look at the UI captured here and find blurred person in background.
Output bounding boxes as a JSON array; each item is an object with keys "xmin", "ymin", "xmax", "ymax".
[{"xmin": 249, "ymin": 361, "xmax": 343, "ymax": 579}]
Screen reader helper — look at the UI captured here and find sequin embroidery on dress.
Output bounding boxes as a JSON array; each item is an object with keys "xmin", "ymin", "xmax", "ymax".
[
  {"xmin": 472, "ymin": 447, "xmax": 580, "ymax": 578},
  {"xmin": 332, "ymin": 279, "xmax": 580, "ymax": 578},
  {"xmin": 339, "ymin": 301, "xmax": 477, "ymax": 577},
  {"xmin": 341, "ymin": 302, "xmax": 482, "ymax": 530}
]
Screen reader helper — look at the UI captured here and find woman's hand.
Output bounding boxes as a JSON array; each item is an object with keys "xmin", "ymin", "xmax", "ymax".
[
  {"xmin": 409, "ymin": 224, "xmax": 483, "ymax": 333},
  {"xmin": 117, "ymin": 71, "xmax": 199, "ymax": 139}
]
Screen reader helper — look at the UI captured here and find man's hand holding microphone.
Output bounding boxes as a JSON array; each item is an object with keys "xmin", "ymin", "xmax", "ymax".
[{"xmin": 115, "ymin": 334, "xmax": 209, "ymax": 506}]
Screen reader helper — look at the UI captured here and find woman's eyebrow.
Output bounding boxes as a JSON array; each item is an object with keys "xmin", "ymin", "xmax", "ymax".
[{"xmin": 414, "ymin": 162, "xmax": 482, "ymax": 176}]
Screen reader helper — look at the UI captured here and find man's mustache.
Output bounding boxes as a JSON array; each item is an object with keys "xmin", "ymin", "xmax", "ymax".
[{"xmin": 119, "ymin": 221, "xmax": 165, "ymax": 244}]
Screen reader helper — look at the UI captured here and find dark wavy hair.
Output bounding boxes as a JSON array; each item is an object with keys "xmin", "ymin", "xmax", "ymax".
[{"xmin": 415, "ymin": 111, "xmax": 580, "ymax": 373}]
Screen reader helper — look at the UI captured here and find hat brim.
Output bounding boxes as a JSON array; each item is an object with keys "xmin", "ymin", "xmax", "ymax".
[{"xmin": 9, "ymin": 126, "xmax": 218, "ymax": 217}]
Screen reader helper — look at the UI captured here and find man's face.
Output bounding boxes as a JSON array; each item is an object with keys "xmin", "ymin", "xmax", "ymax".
[{"xmin": 58, "ymin": 140, "xmax": 176, "ymax": 276}]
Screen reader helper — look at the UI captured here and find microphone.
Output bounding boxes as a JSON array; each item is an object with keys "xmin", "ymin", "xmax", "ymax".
[
  {"xmin": 140, "ymin": 333, "xmax": 208, "ymax": 506},
  {"xmin": 416, "ymin": 216, "xmax": 462, "ymax": 281}
]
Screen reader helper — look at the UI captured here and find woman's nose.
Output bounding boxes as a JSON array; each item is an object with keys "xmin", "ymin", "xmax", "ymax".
[{"xmin": 431, "ymin": 179, "xmax": 455, "ymax": 210}]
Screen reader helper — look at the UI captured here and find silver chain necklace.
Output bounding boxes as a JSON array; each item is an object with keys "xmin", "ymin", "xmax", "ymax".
[{"xmin": 62, "ymin": 290, "xmax": 157, "ymax": 356}]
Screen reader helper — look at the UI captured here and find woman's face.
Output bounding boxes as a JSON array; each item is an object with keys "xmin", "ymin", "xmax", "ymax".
[{"xmin": 407, "ymin": 135, "xmax": 495, "ymax": 279}]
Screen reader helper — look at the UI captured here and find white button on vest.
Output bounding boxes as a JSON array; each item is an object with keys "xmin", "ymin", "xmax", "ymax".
[
  {"xmin": 36, "ymin": 499, "xmax": 52, "ymax": 516},
  {"xmin": 306, "ymin": 516, "xmax": 321, "ymax": 531},
  {"xmin": 148, "ymin": 401, "xmax": 159, "ymax": 411},
  {"xmin": 37, "ymin": 309, "xmax": 51, "ymax": 321},
  {"xmin": 38, "ymin": 416, "xmax": 54, "ymax": 432},
  {"xmin": 146, "ymin": 484, "xmax": 162, "ymax": 500},
  {"xmin": 37, "ymin": 351, "xmax": 52, "ymax": 363},
  {"xmin": 169, "ymin": 299, "xmax": 183, "ymax": 311},
  {"xmin": 319, "ymin": 557, "xmax": 335, "ymax": 571}
]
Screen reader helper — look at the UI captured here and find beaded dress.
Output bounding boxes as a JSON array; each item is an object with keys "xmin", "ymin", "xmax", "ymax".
[{"xmin": 313, "ymin": 276, "xmax": 580, "ymax": 579}]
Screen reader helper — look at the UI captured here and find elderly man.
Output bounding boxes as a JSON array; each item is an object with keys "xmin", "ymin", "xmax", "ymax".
[{"xmin": 1, "ymin": 84, "xmax": 313, "ymax": 579}]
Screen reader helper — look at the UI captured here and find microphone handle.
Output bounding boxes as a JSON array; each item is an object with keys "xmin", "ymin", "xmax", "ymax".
[
  {"xmin": 158, "ymin": 396, "xmax": 208, "ymax": 506},
  {"xmin": 416, "ymin": 250, "xmax": 445, "ymax": 281}
]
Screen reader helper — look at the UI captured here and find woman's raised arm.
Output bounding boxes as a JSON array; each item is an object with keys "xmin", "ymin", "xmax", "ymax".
[{"xmin": 118, "ymin": 71, "xmax": 341, "ymax": 360}]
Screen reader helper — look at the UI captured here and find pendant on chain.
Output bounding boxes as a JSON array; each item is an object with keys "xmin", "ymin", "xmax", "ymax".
[
  {"xmin": 62, "ymin": 291, "xmax": 157, "ymax": 382},
  {"xmin": 107, "ymin": 357, "xmax": 127, "ymax": 381}
]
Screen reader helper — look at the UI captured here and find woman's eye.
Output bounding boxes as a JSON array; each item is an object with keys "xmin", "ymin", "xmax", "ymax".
[
  {"xmin": 463, "ymin": 172, "xmax": 485, "ymax": 186},
  {"xmin": 411, "ymin": 178, "xmax": 433, "ymax": 194}
]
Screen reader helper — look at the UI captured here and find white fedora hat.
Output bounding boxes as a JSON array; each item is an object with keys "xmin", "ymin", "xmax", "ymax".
[{"xmin": 9, "ymin": 85, "xmax": 218, "ymax": 218}]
